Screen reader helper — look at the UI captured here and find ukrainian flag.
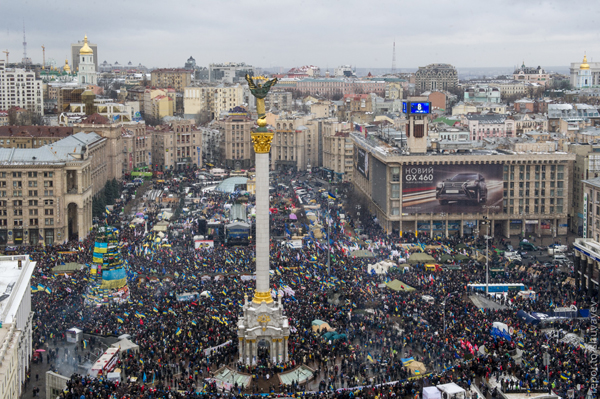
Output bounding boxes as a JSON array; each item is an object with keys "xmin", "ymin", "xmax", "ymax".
[
  {"xmin": 327, "ymin": 192, "xmax": 337, "ymax": 200},
  {"xmin": 414, "ymin": 369, "xmax": 421, "ymax": 375},
  {"xmin": 560, "ymin": 373, "xmax": 568, "ymax": 380},
  {"xmin": 191, "ymin": 320, "xmax": 197, "ymax": 326},
  {"xmin": 176, "ymin": 328, "xmax": 182, "ymax": 336},
  {"xmin": 83, "ymin": 340, "xmax": 88, "ymax": 349},
  {"xmin": 105, "ymin": 206, "xmax": 111, "ymax": 214},
  {"xmin": 367, "ymin": 352, "xmax": 376, "ymax": 363},
  {"xmin": 117, "ymin": 317, "xmax": 124, "ymax": 323},
  {"xmin": 153, "ymin": 307, "xmax": 159, "ymax": 313},
  {"xmin": 517, "ymin": 342, "xmax": 525, "ymax": 348},
  {"xmin": 31, "ymin": 285, "xmax": 38, "ymax": 293},
  {"xmin": 45, "ymin": 286, "xmax": 52, "ymax": 294}
]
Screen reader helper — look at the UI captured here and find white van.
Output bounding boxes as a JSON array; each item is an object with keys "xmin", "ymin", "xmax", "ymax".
[{"xmin": 554, "ymin": 254, "xmax": 568, "ymax": 262}]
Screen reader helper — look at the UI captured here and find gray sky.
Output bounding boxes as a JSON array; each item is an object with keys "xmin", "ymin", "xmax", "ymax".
[{"xmin": 2, "ymin": 0, "xmax": 598, "ymax": 71}]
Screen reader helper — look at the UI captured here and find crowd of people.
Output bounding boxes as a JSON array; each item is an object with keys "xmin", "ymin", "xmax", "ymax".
[{"xmin": 17, "ymin": 169, "xmax": 598, "ymax": 399}]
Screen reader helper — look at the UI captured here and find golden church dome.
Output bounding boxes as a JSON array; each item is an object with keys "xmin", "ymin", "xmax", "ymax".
[
  {"xmin": 64, "ymin": 59, "xmax": 71, "ymax": 73},
  {"xmin": 580, "ymin": 54, "xmax": 590, "ymax": 70},
  {"xmin": 80, "ymin": 35, "xmax": 93, "ymax": 55}
]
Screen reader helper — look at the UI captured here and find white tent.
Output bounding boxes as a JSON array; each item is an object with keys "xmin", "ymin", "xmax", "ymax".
[
  {"xmin": 367, "ymin": 260, "xmax": 394, "ymax": 275},
  {"xmin": 111, "ymin": 338, "xmax": 140, "ymax": 354},
  {"xmin": 423, "ymin": 387, "xmax": 442, "ymax": 399},
  {"xmin": 437, "ymin": 383, "xmax": 466, "ymax": 399}
]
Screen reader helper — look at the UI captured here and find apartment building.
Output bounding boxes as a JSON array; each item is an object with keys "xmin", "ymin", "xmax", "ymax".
[
  {"xmin": 415, "ymin": 63, "xmax": 458, "ymax": 94},
  {"xmin": 323, "ymin": 131, "xmax": 354, "ymax": 183},
  {"xmin": 0, "ymin": 60, "xmax": 44, "ymax": 115},
  {"xmin": 151, "ymin": 119, "xmax": 202, "ymax": 170},
  {"xmin": 220, "ymin": 112, "xmax": 254, "ymax": 170},
  {"xmin": 0, "ymin": 126, "xmax": 73, "ymax": 148},
  {"xmin": 183, "ymin": 84, "xmax": 244, "ymax": 120},
  {"xmin": 150, "ymin": 68, "xmax": 191, "ymax": 92}
]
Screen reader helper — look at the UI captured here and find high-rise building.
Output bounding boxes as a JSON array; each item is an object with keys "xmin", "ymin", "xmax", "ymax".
[
  {"xmin": 150, "ymin": 68, "xmax": 192, "ymax": 92},
  {"xmin": 415, "ymin": 63, "xmax": 458, "ymax": 94},
  {"xmin": 208, "ymin": 62, "xmax": 256, "ymax": 83},
  {"xmin": 0, "ymin": 60, "xmax": 44, "ymax": 115},
  {"xmin": 183, "ymin": 84, "xmax": 244, "ymax": 120},
  {"xmin": 151, "ymin": 119, "xmax": 202, "ymax": 171},
  {"xmin": 219, "ymin": 108, "xmax": 254, "ymax": 169}
]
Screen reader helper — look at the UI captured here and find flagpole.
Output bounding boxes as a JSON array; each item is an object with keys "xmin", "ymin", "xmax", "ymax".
[{"xmin": 327, "ymin": 187, "xmax": 331, "ymax": 276}]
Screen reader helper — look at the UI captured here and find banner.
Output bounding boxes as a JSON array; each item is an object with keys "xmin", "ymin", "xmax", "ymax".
[
  {"xmin": 356, "ymin": 148, "xmax": 369, "ymax": 179},
  {"xmin": 402, "ymin": 164, "xmax": 503, "ymax": 214}
]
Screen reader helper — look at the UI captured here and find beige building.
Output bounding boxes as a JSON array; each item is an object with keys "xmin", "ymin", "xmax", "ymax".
[
  {"xmin": 121, "ymin": 122, "xmax": 151, "ymax": 174},
  {"xmin": 581, "ymin": 178, "xmax": 600, "ymax": 241},
  {"xmin": 220, "ymin": 113, "xmax": 254, "ymax": 169},
  {"xmin": 143, "ymin": 89, "xmax": 174, "ymax": 119},
  {"xmin": 270, "ymin": 114, "xmax": 319, "ymax": 172},
  {"xmin": 351, "ymin": 131, "xmax": 574, "ymax": 239},
  {"xmin": 512, "ymin": 114, "xmax": 548, "ymax": 135},
  {"xmin": 323, "ymin": 131, "xmax": 354, "ymax": 182},
  {"xmin": 151, "ymin": 119, "xmax": 202, "ymax": 170},
  {"xmin": 183, "ymin": 84, "xmax": 244, "ymax": 120},
  {"xmin": 452, "ymin": 102, "xmax": 508, "ymax": 116},
  {"xmin": 0, "ymin": 126, "xmax": 73, "ymax": 148},
  {"xmin": 0, "ymin": 132, "xmax": 103, "ymax": 246},
  {"xmin": 488, "ymin": 81, "xmax": 528, "ymax": 98},
  {"xmin": 74, "ymin": 113, "xmax": 128, "ymax": 179},
  {"xmin": 150, "ymin": 68, "xmax": 191, "ymax": 92}
]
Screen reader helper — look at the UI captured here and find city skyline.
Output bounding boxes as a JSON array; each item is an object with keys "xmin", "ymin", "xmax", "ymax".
[{"xmin": 1, "ymin": 0, "xmax": 597, "ymax": 70}]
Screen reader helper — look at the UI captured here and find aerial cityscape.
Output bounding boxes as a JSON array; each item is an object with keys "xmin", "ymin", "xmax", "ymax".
[{"xmin": 0, "ymin": 2, "xmax": 599, "ymax": 399}]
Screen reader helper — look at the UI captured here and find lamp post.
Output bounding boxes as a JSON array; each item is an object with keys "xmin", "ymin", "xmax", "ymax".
[
  {"xmin": 482, "ymin": 216, "xmax": 490, "ymax": 296},
  {"xmin": 327, "ymin": 199, "xmax": 331, "ymax": 276}
]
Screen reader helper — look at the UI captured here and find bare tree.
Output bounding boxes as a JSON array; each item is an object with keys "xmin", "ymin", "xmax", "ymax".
[{"xmin": 195, "ymin": 110, "xmax": 212, "ymax": 126}]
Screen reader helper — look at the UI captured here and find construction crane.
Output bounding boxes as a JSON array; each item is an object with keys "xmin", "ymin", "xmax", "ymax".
[
  {"xmin": 2, "ymin": 50, "xmax": 8, "ymax": 65},
  {"xmin": 41, "ymin": 45, "xmax": 45, "ymax": 69}
]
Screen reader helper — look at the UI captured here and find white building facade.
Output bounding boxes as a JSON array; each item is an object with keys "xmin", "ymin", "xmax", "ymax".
[
  {"xmin": 77, "ymin": 35, "xmax": 97, "ymax": 86},
  {"xmin": 0, "ymin": 61, "xmax": 44, "ymax": 115},
  {"xmin": 0, "ymin": 255, "xmax": 35, "ymax": 399}
]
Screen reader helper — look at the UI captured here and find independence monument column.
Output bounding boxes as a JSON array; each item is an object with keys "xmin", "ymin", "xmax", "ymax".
[{"xmin": 237, "ymin": 74, "xmax": 289, "ymax": 365}]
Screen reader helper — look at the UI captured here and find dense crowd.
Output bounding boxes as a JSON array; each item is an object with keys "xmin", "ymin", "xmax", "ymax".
[{"xmin": 18, "ymin": 170, "xmax": 599, "ymax": 399}]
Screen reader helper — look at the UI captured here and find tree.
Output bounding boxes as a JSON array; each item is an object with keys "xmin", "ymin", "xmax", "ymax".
[
  {"xmin": 195, "ymin": 110, "xmax": 212, "ymax": 126},
  {"xmin": 144, "ymin": 114, "xmax": 163, "ymax": 127}
]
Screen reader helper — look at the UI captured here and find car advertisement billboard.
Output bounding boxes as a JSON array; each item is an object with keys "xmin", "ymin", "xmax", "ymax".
[
  {"xmin": 402, "ymin": 164, "xmax": 503, "ymax": 214},
  {"xmin": 356, "ymin": 148, "xmax": 369, "ymax": 179}
]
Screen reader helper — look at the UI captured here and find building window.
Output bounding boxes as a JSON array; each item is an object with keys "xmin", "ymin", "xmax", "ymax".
[
  {"xmin": 44, "ymin": 199, "xmax": 54, "ymax": 206},
  {"xmin": 13, "ymin": 190, "xmax": 22, "ymax": 197},
  {"xmin": 391, "ymin": 167, "xmax": 400, "ymax": 182},
  {"xmin": 13, "ymin": 218, "xmax": 23, "ymax": 226},
  {"xmin": 391, "ymin": 184, "xmax": 400, "ymax": 198},
  {"xmin": 45, "ymin": 218, "xmax": 54, "ymax": 226},
  {"xmin": 44, "ymin": 190, "xmax": 53, "ymax": 196},
  {"xmin": 44, "ymin": 209, "xmax": 54, "ymax": 215}
]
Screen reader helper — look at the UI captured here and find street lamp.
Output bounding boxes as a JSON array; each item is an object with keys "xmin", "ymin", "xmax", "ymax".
[{"xmin": 482, "ymin": 216, "xmax": 490, "ymax": 296}]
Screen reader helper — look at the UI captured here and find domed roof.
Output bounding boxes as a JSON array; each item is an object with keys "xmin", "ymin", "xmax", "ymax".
[
  {"xmin": 63, "ymin": 59, "xmax": 71, "ymax": 73},
  {"xmin": 580, "ymin": 54, "xmax": 590, "ymax": 70},
  {"xmin": 80, "ymin": 35, "xmax": 93, "ymax": 55}
]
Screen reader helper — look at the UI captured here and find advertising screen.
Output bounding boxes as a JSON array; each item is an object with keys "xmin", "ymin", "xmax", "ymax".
[
  {"xmin": 402, "ymin": 164, "xmax": 503, "ymax": 214},
  {"xmin": 410, "ymin": 102, "xmax": 430, "ymax": 114},
  {"xmin": 402, "ymin": 102, "xmax": 407, "ymax": 114},
  {"xmin": 356, "ymin": 148, "xmax": 369, "ymax": 179}
]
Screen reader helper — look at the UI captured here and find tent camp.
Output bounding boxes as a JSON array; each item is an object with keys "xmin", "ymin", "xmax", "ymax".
[
  {"xmin": 437, "ymin": 383, "xmax": 466, "ymax": 399},
  {"xmin": 423, "ymin": 387, "xmax": 442, "ymax": 399},
  {"xmin": 367, "ymin": 260, "xmax": 394, "ymax": 274},
  {"xmin": 386, "ymin": 280, "xmax": 416, "ymax": 292},
  {"xmin": 405, "ymin": 360, "xmax": 426, "ymax": 375},
  {"xmin": 408, "ymin": 253, "xmax": 435, "ymax": 264},
  {"xmin": 311, "ymin": 320, "xmax": 335, "ymax": 332}
]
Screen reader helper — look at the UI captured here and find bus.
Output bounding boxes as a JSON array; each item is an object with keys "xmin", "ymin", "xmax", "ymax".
[
  {"xmin": 89, "ymin": 347, "xmax": 120, "ymax": 377},
  {"xmin": 467, "ymin": 283, "xmax": 526, "ymax": 293}
]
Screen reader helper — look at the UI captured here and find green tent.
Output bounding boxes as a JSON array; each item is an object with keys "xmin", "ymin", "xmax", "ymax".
[
  {"xmin": 52, "ymin": 262, "xmax": 83, "ymax": 274},
  {"xmin": 456, "ymin": 243, "xmax": 468, "ymax": 249},
  {"xmin": 385, "ymin": 280, "xmax": 416, "ymax": 292},
  {"xmin": 350, "ymin": 250, "xmax": 375, "ymax": 258},
  {"xmin": 408, "ymin": 252, "xmax": 435, "ymax": 264},
  {"xmin": 439, "ymin": 254, "xmax": 453, "ymax": 263},
  {"xmin": 454, "ymin": 254, "xmax": 470, "ymax": 261}
]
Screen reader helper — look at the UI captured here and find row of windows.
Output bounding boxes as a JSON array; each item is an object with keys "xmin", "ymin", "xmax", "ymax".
[
  {"xmin": 0, "ymin": 171, "xmax": 53, "ymax": 178},
  {"xmin": 0, "ymin": 199, "xmax": 53, "ymax": 206},
  {"xmin": 0, "ymin": 218, "xmax": 53, "ymax": 226},
  {"xmin": 0, "ymin": 181, "xmax": 53, "ymax": 187},
  {"xmin": 0, "ymin": 190, "xmax": 54, "ymax": 197},
  {"xmin": 1, "ymin": 208, "xmax": 53, "ymax": 216}
]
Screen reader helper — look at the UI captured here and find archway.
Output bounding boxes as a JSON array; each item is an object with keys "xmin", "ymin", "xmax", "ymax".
[
  {"xmin": 67, "ymin": 203, "xmax": 79, "ymax": 241},
  {"xmin": 257, "ymin": 339, "xmax": 270, "ymax": 365}
]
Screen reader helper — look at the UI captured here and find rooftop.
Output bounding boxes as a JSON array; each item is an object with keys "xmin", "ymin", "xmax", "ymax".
[
  {"xmin": 0, "ymin": 126, "xmax": 74, "ymax": 138},
  {"xmin": 0, "ymin": 255, "xmax": 35, "ymax": 324}
]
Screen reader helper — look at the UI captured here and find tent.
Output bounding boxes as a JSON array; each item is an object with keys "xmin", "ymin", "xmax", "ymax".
[
  {"xmin": 423, "ymin": 387, "xmax": 442, "ymax": 399},
  {"xmin": 350, "ymin": 250, "xmax": 375, "ymax": 258},
  {"xmin": 439, "ymin": 254, "xmax": 453, "ymax": 264},
  {"xmin": 454, "ymin": 254, "xmax": 470, "ymax": 261},
  {"xmin": 408, "ymin": 253, "xmax": 435, "ymax": 264},
  {"xmin": 312, "ymin": 320, "xmax": 335, "ymax": 332},
  {"xmin": 436, "ymin": 383, "xmax": 466, "ymax": 399},
  {"xmin": 367, "ymin": 261, "xmax": 394, "ymax": 274},
  {"xmin": 406, "ymin": 360, "xmax": 426, "ymax": 375},
  {"xmin": 53, "ymin": 262, "xmax": 83, "ymax": 274},
  {"xmin": 385, "ymin": 280, "xmax": 416, "ymax": 292},
  {"xmin": 111, "ymin": 338, "xmax": 140, "ymax": 354}
]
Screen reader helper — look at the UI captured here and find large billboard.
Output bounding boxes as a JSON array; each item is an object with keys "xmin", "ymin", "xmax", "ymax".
[
  {"xmin": 356, "ymin": 148, "xmax": 369, "ymax": 179},
  {"xmin": 402, "ymin": 164, "xmax": 503, "ymax": 214}
]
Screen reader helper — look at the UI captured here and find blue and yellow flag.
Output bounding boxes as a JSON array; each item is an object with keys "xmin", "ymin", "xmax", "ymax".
[
  {"xmin": 176, "ymin": 328, "xmax": 182, "ymax": 336},
  {"xmin": 117, "ymin": 317, "xmax": 124, "ymax": 323},
  {"xmin": 327, "ymin": 192, "xmax": 337, "ymax": 200},
  {"xmin": 367, "ymin": 352, "xmax": 376, "ymax": 363}
]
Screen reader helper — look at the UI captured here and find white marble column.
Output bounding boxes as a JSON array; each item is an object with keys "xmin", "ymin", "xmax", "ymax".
[{"xmin": 255, "ymin": 152, "xmax": 270, "ymax": 294}]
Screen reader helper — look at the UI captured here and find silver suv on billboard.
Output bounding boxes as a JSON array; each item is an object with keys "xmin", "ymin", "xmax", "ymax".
[{"xmin": 436, "ymin": 173, "xmax": 487, "ymax": 205}]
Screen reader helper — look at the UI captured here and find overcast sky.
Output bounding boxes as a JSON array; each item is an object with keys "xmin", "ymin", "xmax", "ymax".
[{"xmin": 2, "ymin": 0, "xmax": 598, "ymax": 71}]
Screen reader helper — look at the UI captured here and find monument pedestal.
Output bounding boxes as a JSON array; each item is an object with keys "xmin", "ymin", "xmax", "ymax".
[{"xmin": 237, "ymin": 294, "xmax": 289, "ymax": 365}]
